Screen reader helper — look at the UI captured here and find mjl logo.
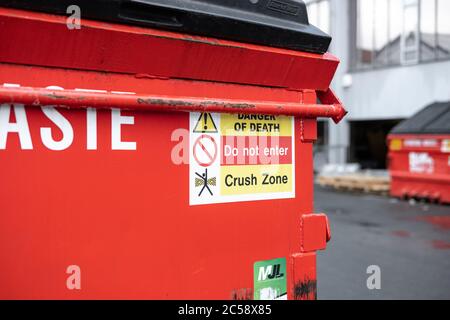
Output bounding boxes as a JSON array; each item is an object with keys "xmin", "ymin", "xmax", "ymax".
[{"xmin": 258, "ymin": 264, "xmax": 284, "ymax": 281}]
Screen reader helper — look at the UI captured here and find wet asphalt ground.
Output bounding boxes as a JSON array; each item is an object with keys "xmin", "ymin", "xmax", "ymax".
[{"xmin": 315, "ymin": 185, "xmax": 450, "ymax": 300}]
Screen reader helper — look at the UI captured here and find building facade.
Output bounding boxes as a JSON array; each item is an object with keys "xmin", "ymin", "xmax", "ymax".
[{"xmin": 305, "ymin": 0, "xmax": 450, "ymax": 169}]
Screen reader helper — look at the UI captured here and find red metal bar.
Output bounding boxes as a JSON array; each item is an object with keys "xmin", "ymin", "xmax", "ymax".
[
  {"xmin": 317, "ymin": 89, "xmax": 348, "ymax": 123},
  {"xmin": 0, "ymin": 86, "xmax": 347, "ymax": 123}
]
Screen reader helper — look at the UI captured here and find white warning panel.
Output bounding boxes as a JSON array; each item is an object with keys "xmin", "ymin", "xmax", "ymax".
[{"xmin": 189, "ymin": 112, "xmax": 295, "ymax": 206}]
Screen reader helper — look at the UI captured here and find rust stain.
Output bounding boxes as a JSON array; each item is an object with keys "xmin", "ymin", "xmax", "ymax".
[
  {"xmin": 416, "ymin": 216, "xmax": 450, "ymax": 231},
  {"xmin": 392, "ymin": 230, "xmax": 412, "ymax": 238},
  {"xmin": 183, "ymin": 35, "xmax": 219, "ymax": 46},
  {"xmin": 134, "ymin": 74, "xmax": 169, "ymax": 80},
  {"xmin": 196, "ymin": 100, "xmax": 256, "ymax": 110},
  {"xmin": 144, "ymin": 32, "xmax": 243, "ymax": 49},
  {"xmin": 294, "ymin": 278, "xmax": 317, "ymax": 300},
  {"xmin": 44, "ymin": 94, "xmax": 67, "ymax": 100},
  {"xmin": 231, "ymin": 288, "xmax": 253, "ymax": 301},
  {"xmin": 137, "ymin": 98, "xmax": 194, "ymax": 107},
  {"xmin": 44, "ymin": 94, "xmax": 86, "ymax": 102},
  {"xmin": 432, "ymin": 240, "xmax": 450, "ymax": 250},
  {"xmin": 137, "ymin": 98, "xmax": 256, "ymax": 110},
  {"xmin": 181, "ymin": 35, "xmax": 244, "ymax": 49}
]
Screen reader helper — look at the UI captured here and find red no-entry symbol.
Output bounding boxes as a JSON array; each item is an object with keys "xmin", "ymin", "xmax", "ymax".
[{"xmin": 193, "ymin": 135, "xmax": 218, "ymax": 167}]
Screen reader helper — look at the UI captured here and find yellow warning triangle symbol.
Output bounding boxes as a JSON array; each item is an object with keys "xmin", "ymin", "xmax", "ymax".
[{"xmin": 194, "ymin": 113, "xmax": 218, "ymax": 133}]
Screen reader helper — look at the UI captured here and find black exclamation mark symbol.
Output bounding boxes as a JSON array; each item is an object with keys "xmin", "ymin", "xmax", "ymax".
[{"xmin": 204, "ymin": 113, "xmax": 208, "ymax": 132}]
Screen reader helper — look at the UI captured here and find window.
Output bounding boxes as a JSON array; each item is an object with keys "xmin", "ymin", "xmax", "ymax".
[
  {"xmin": 420, "ymin": 0, "xmax": 437, "ymax": 61},
  {"xmin": 304, "ymin": 0, "xmax": 331, "ymax": 34},
  {"xmin": 402, "ymin": 0, "xmax": 419, "ymax": 64},
  {"xmin": 354, "ymin": 0, "xmax": 450, "ymax": 70},
  {"xmin": 436, "ymin": 0, "xmax": 450, "ymax": 59}
]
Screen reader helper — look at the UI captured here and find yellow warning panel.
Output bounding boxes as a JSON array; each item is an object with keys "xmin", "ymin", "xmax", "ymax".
[
  {"xmin": 220, "ymin": 164, "xmax": 293, "ymax": 195},
  {"xmin": 194, "ymin": 113, "xmax": 218, "ymax": 133},
  {"xmin": 390, "ymin": 139, "xmax": 402, "ymax": 151},
  {"xmin": 442, "ymin": 140, "xmax": 450, "ymax": 153},
  {"xmin": 221, "ymin": 114, "xmax": 292, "ymax": 137},
  {"xmin": 190, "ymin": 112, "xmax": 295, "ymax": 206}
]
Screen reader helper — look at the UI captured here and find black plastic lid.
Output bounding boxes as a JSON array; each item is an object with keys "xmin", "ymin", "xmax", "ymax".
[
  {"xmin": 391, "ymin": 102, "xmax": 450, "ymax": 135},
  {"xmin": 0, "ymin": 0, "xmax": 332, "ymax": 54}
]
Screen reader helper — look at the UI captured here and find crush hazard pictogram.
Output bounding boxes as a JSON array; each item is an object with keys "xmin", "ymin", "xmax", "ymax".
[
  {"xmin": 195, "ymin": 169, "xmax": 216, "ymax": 197},
  {"xmin": 194, "ymin": 113, "xmax": 218, "ymax": 133}
]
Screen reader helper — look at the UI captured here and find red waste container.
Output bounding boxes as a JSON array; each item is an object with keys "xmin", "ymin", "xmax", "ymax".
[
  {"xmin": 388, "ymin": 102, "xmax": 450, "ymax": 204},
  {"xmin": 0, "ymin": 6, "xmax": 346, "ymax": 299}
]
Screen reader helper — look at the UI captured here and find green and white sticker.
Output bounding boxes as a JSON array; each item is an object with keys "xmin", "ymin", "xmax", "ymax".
[{"xmin": 254, "ymin": 258, "xmax": 287, "ymax": 300}]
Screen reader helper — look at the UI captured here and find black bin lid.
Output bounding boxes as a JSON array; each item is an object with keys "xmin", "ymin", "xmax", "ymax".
[
  {"xmin": 391, "ymin": 102, "xmax": 450, "ymax": 135},
  {"xmin": 0, "ymin": 0, "xmax": 332, "ymax": 54}
]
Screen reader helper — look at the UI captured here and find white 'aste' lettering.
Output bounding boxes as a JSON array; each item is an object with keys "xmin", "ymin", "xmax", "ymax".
[{"xmin": 0, "ymin": 104, "xmax": 136, "ymax": 151}]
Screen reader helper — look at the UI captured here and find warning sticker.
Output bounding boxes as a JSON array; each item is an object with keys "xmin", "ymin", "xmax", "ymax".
[
  {"xmin": 390, "ymin": 139, "xmax": 402, "ymax": 151},
  {"xmin": 442, "ymin": 140, "xmax": 450, "ymax": 153},
  {"xmin": 190, "ymin": 113, "xmax": 295, "ymax": 206},
  {"xmin": 409, "ymin": 152, "xmax": 434, "ymax": 174},
  {"xmin": 254, "ymin": 258, "xmax": 287, "ymax": 301}
]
